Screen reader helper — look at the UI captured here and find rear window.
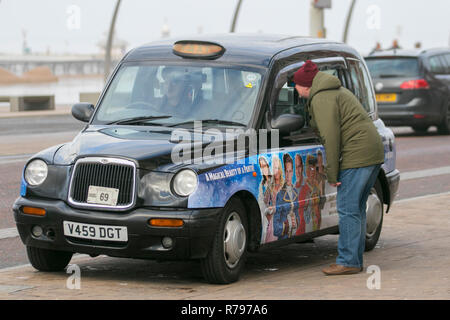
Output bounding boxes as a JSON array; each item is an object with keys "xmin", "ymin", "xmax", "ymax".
[{"xmin": 365, "ymin": 58, "xmax": 420, "ymax": 78}]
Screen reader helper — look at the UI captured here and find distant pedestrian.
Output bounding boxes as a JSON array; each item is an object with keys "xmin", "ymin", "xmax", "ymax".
[
  {"xmin": 292, "ymin": 60, "xmax": 385, "ymax": 275},
  {"xmin": 389, "ymin": 39, "xmax": 402, "ymax": 50},
  {"xmin": 369, "ymin": 42, "xmax": 382, "ymax": 55}
]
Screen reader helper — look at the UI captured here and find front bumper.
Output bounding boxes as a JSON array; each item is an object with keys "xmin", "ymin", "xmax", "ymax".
[{"xmin": 13, "ymin": 197, "xmax": 222, "ymax": 260}]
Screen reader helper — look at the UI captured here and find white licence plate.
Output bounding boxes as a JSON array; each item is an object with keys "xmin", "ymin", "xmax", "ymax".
[
  {"xmin": 87, "ymin": 186, "xmax": 119, "ymax": 206},
  {"xmin": 63, "ymin": 221, "xmax": 128, "ymax": 242}
]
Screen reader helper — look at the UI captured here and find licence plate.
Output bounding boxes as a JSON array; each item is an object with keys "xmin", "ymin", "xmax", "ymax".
[
  {"xmin": 63, "ymin": 221, "xmax": 128, "ymax": 242},
  {"xmin": 376, "ymin": 93, "xmax": 397, "ymax": 103},
  {"xmin": 87, "ymin": 186, "xmax": 119, "ymax": 206}
]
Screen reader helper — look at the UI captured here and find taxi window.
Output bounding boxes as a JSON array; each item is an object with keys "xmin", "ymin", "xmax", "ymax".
[
  {"xmin": 101, "ymin": 66, "xmax": 139, "ymax": 108},
  {"xmin": 273, "ymin": 82, "xmax": 306, "ymax": 121},
  {"xmin": 273, "ymin": 65, "xmax": 345, "ymax": 125},
  {"xmin": 95, "ymin": 64, "xmax": 264, "ymax": 126},
  {"xmin": 348, "ymin": 59, "xmax": 374, "ymax": 113}
]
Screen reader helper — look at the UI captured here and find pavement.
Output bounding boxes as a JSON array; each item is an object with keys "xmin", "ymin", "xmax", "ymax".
[{"xmin": 0, "ymin": 192, "xmax": 449, "ymax": 300}]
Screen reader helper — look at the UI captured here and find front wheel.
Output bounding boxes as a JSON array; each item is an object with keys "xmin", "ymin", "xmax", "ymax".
[
  {"xmin": 365, "ymin": 181, "xmax": 384, "ymax": 252},
  {"xmin": 26, "ymin": 246, "xmax": 73, "ymax": 272},
  {"xmin": 200, "ymin": 198, "xmax": 248, "ymax": 284}
]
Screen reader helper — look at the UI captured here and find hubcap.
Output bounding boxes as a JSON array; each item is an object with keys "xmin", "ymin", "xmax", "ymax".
[
  {"xmin": 366, "ymin": 188, "xmax": 382, "ymax": 237},
  {"xmin": 223, "ymin": 212, "xmax": 246, "ymax": 269}
]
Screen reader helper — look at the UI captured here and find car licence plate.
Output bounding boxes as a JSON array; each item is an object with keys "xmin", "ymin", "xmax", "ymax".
[
  {"xmin": 87, "ymin": 186, "xmax": 119, "ymax": 206},
  {"xmin": 63, "ymin": 221, "xmax": 128, "ymax": 242},
  {"xmin": 376, "ymin": 93, "xmax": 397, "ymax": 103}
]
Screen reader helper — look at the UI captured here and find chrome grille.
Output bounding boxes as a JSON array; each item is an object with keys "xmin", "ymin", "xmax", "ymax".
[{"xmin": 68, "ymin": 158, "xmax": 136, "ymax": 209}]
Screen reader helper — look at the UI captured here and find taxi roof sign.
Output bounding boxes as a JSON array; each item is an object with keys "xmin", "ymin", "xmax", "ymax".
[{"xmin": 173, "ymin": 41, "xmax": 225, "ymax": 59}]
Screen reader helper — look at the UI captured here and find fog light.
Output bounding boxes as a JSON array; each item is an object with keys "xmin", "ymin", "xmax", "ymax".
[
  {"xmin": 161, "ymin": 236, "xmax": 173, "ymax": 249},
  {"xmin": 31, "ymin": 225, "xmax": 43, "ymax": 238}
]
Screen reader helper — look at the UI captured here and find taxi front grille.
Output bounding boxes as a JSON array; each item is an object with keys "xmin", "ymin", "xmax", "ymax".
[{"xmin": 68, "ymin": 158, "xmax": 136, "ymax": 209}]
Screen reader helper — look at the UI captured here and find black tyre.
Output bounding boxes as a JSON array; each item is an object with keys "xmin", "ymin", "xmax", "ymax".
[
  {"xmin": 411, "ymin": 125, "xmax": 429, "ymax": 134},
  {"xmin": 26, "ymin": 246, "xmax": 73, "ymax": 272},
  {"xmin": 365, "ymin": 180, "xmax": 384, "ymax": 252},
  {"xmin": 200, "ymin": 198, "xmax": 248, "ymax": 284},
  {"xmin": 437, "ymin": 103, "xmax": 450, "ymax": 135}
]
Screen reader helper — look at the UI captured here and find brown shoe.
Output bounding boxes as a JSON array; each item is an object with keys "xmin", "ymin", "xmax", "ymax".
[{"xmin": 322, "ymin": 264, "xmax": 362, "ymax": 276}]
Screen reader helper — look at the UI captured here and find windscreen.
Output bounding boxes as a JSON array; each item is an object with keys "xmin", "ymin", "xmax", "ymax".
[
  {"xmin": 365, "ymin": 57, "xmax": 420, "ymax": 78},
  {"xmin": 94, "ymin": 63, "xmax": 264, "ymax": 127}
]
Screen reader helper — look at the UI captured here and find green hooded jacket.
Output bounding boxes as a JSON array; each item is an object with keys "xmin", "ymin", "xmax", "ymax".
[{"xmin": 306, "ymin": 71, "xmax": 384, "ymax": 184}]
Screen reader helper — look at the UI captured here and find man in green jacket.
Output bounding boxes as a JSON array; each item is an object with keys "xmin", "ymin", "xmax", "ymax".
[{"xmin": 293, "ymin": 60, "xmax": 384, "ymax": 275}]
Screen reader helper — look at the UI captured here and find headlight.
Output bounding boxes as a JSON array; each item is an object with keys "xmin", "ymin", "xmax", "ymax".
[
  {"xmin": 172, "ymin": 169, "xmax": 198, "ymax": 197},
  {"xmin": 24, "ymin": 159, "xmax": 48, "ymax": 186}
]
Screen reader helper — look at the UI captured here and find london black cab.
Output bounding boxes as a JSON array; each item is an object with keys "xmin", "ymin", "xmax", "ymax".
[{"xmin": 13, "ymin": 34, "xmax": 400, "ymax": 284}]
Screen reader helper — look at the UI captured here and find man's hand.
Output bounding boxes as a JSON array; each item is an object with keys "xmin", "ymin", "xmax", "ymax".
[{"xmin": 329, "ymin": 182, "xmax": 342, "ymax": 187}]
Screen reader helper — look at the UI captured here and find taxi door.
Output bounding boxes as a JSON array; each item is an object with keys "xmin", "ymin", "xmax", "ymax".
[{"xmin": 258, "ymin": 58, "xmax": 349, "ymax": 244}]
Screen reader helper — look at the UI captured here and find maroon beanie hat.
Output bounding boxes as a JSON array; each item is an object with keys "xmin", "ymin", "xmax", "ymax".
[{"xmin": 293, "ymin": 60, "xmax": 319, "ymax": 87}]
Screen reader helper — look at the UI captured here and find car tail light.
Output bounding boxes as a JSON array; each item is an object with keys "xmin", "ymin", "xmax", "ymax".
[{"xmin": 400, "ymin": 79, "xmax": 430, "ymax": 90}]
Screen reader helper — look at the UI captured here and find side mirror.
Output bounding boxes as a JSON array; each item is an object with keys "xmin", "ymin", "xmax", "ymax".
[
  {"xmin": 72, "ymin": 103, "xmax": 94, "ymax": 123},
  {"xmin": 271, "ymin": 113, "xmax": 305, "ymax": 136}
]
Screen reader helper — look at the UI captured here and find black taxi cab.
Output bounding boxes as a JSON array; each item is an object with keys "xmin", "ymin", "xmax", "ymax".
[{"xmin": 13, "ymin": 34, "xmax": 400, "ymax": 284}]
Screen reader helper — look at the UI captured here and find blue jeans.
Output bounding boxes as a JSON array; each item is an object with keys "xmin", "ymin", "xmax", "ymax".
[{"xmin": 336, "ymin": 164, "xmax": 381, "ymax": 268}]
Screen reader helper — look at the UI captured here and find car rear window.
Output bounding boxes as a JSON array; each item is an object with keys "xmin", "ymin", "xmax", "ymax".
[{"xmin": 365, "ymin": 58, "xmax": 420, "ymax": 78}]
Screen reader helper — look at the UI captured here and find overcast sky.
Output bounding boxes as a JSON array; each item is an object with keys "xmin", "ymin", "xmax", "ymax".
[{"xmin": 0, "ymin": 0, "xmax": 449, "ymax": 56}]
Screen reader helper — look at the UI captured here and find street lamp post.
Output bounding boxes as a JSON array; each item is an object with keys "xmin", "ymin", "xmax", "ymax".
[
  {"xmin": 342, "ymin": 0, "xmax": 357, "ymax": 43},
  {"xmin": 310, "ymin": 0, "xmax": 331, "ymax": 38},
  {"xmin": 104, "ymin": 0, "xmax": 122, "ymax": 82},
  {"xmin": 230, "ymin": 0, "xmax": 243, "ymax": 33}
]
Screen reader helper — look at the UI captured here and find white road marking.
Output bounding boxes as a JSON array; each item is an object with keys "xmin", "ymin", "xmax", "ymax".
[
  {"xmin": 394, "ymin": 191, "xmax": 450, "ymax": 204},
  {"xmin": 400, "ymin": 166, "xmax": 450, "ymax": 181},
  {"xmin": 0, "ymin": 154, "xmax": 32, "ymax": 165},
  {"xmin": 0, "ymin": 227, "xmax": 18, "ymax": 240}
]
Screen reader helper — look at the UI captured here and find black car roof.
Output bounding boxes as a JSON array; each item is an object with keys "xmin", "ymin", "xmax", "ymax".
[
  {"xmin": 124, "ymin": 33, "xmax": 343, "ymax": 67},
  {"xmin": 365, "ymin": 47, "xmax": 450, "ymax": 59}
]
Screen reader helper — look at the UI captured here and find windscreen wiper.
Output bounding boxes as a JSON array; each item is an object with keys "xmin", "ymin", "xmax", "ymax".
[
  {"xmin": 168, "ymin": 119, "xmax": 246, "ymax": 128},
  {"xmin": 107, "ymin": 116, "xmax": 172, "ymax": 125}
]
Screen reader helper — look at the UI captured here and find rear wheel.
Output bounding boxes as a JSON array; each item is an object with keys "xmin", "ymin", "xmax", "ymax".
[
  {"xmin": 200, "ymin": 198, "xmax": 248, "ymax": 284},
  {"xmin": 26, "ymin": 246, "xmax": 73, "ymax": 272},
  {"xmin": 437, "ymin": 103, "xmax": 450, "ymax": 135},
  {"xmin": 365, "ymin": 180, "xmax": 384, "ymax": 252}
]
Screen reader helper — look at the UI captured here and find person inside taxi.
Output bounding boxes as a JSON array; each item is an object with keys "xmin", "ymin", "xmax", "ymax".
[
  {"xmin": 160, "ymin": 67, "xmax": 202, "ymax": 117},
  {"xmin": 292, "ymin": 60, "xmax": 384, "ymax": 276}
]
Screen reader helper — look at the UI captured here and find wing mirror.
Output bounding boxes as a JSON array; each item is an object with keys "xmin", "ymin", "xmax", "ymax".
[
  {"xmin": 271, "ymin": 113, "xmax": 305, "ymax": 136},
  {"xmin": 72, "ymin": 103, "xmax": 94, "ymax": 123}
]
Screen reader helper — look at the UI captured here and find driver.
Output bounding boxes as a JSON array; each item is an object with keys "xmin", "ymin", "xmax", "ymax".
[{"xmin": 160, "ymin": 67, "xmax": 197, "ymax": 116}]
